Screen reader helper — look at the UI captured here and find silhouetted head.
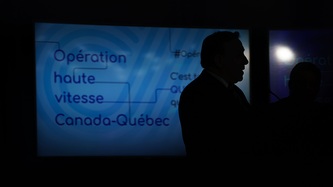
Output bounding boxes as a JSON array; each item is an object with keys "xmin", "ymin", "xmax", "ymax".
[
  {"xmin": 200, "ymin": 31, "xmax": 248, "ymax": 84},
  {"xmin": 288, "ymin": 62, "xmax": 321, "ymax": 103}
]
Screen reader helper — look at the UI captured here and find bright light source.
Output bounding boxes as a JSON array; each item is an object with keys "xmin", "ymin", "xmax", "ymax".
[{"xmin": 275, "ymin": 45, "xmax": 295, "ymax": 65}]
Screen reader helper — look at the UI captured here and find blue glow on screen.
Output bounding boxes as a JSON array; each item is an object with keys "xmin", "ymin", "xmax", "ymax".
[{"xmin": 35, "ymin": 22, "xmax": 250, "ymax": 156}]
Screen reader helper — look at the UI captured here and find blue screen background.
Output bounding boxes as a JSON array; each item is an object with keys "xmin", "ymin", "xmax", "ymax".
[{"xmin": 35, "ymin": 23, "xmax": 250, "ymax": 156}]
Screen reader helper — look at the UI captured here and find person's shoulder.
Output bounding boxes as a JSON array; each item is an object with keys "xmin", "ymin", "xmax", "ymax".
[
  {"xmin": 270, "ymin": 97, "xmax": 290, "ymax": 107},
  {"xmin": 182, "ymin": 70, "xmax": 215, "ymax": 88},
  {"xmin": 266, "ymin": 97, "xmax": 293, "ymax": 115},
  {"xmin": 180, "ymin": 72, "xmax": 204, "ymax": 96},
  {"xmin": 316, "ymin": 102, "xmax": 333, "ymax": 114}
]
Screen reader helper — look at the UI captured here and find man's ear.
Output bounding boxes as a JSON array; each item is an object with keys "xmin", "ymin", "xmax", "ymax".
[{"xmin": 214, "ymin": 54, "xmax": 223, "ymax": 69}]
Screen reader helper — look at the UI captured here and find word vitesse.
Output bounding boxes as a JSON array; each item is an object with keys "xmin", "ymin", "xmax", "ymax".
[
  {"xmin": 54, "ymin": 71, "xmax": 95, "ymax": 84},
  {"xmin": 55, "ymin": 91, "xmax": 103, "ymax": 104}
]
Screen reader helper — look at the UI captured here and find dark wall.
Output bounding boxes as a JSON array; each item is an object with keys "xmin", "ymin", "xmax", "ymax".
[{"xmin": 4, "ymin": 0, "xmax": 333, "ymax": 28}]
